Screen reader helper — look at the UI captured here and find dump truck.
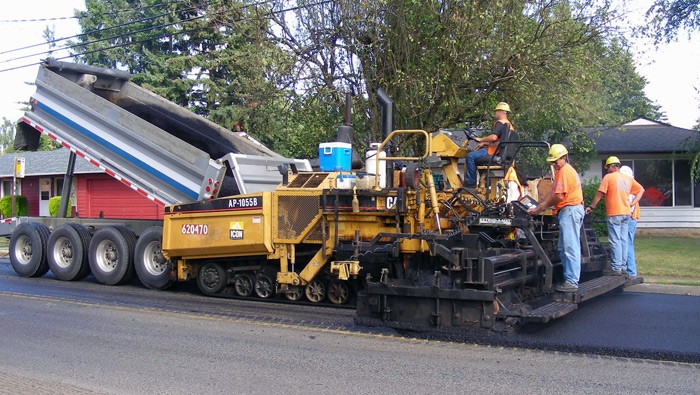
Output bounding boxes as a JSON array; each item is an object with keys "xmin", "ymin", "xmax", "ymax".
[
  {"xmin": 1, "ymin": 59, "xmax": 309, "ymax": 287},
  {"xmin": 2, "ymin": 60, "xmax": 642, "ymax": 332}
]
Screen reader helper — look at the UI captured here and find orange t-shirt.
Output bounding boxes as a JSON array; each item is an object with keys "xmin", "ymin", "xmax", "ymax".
[
  {"xmin": 553, "ymin": 163, "xmax": 583, "ymax": 212},
  {"xmin": 598, "ymin": 172, "xmax": 643, "ymax": 216}
]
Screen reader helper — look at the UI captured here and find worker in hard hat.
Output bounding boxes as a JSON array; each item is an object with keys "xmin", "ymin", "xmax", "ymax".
[
  {"xmin": 619, "ymin": 165, "xmax": 640, "ymax": 277},
  {"xmin": 464, "ymin": 102, "xmax": 515, "ymax": 187},
  {"xmin": 586, "ymin": 157, "xmax": 645, "ymax": 276},
  {"xmin": 527, "ymin": 144, "xmax": 584, "ymax": 292}
]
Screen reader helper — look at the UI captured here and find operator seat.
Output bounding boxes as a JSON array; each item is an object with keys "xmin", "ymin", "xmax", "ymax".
[
  {"xmin": 474, "ymin": 129, "xmax": 519, "ymax": 166},
  {"xmin": 469, "ymin": 130, "xmax": 519, "ymax": 189}
]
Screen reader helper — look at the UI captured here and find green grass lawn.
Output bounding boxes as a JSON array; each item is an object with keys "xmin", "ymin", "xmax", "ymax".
[{"xmin": 635, "ymin": 236, "xmax": 700, "ymax": 282}]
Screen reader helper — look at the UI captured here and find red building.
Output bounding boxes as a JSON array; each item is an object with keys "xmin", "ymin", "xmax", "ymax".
[{"xmin": 1, "ymin": 149, "xmax": 163, "ymax": 219}]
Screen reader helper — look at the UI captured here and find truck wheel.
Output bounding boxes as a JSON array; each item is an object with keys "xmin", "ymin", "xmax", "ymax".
[
  {"xmin": 9, "ymin": 222, "xmax": 50, "ymax": 277},
  {"xmin": 197, "ymin": 262, "xmax": 227, "ymax": 295},
  {"xmin": 47, "ymin": 223, "xmax": 91, "ymax": 281},
  {"xmin": 254, "ymin": 275, "xmax": 275, "ymax": 299},
  {"xmin": 284, "ymin": 286, "xmax": 303, "ymax": 301},
  {"xmin": 233, "ymin": 274, "xmax": 253, "ymax": 297},
  {"xmin": 89, "ymin": 226, "xmax": 136, "ymax": 285},
  {"xmin": 327, "ymin": 280, "xmax": 350, "ymax": 305},
  {"xmin": 134, "ymin": 226, "xmax": 174, "ymax": 290},
  {"xmin": 305, "ymin": 279, "xmax": 326, "ymax": 303}
]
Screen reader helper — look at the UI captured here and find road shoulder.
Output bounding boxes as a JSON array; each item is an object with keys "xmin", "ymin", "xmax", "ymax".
[{"xmin": 626, "ymin": 282, "xmax": 700, "ymax": 296}]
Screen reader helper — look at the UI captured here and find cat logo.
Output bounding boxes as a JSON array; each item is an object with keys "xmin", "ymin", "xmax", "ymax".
[{"xmin": 229, "ymin": 221, "xmax": 244, "ymax": 240}]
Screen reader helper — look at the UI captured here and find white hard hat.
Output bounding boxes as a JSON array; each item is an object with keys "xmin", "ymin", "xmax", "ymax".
[{"xmin": 619, "ymin": 165, "xmax": 634, "ymax": 178}]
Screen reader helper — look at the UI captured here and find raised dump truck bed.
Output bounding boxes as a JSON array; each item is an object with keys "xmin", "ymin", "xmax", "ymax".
[
  {"xmin": 17, "ymin": 59, "xmax": 293, "ymax": 206},
  {"xmin": 1, "ymin": 60, "xmax": 308, "ymax": 238},
  {"xmin": 0, "ymin": 60, "xmax": 311, "ymax": 291}
]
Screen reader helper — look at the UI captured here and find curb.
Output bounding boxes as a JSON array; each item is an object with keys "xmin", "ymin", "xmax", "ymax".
[{"xmin": 626, "ymin": 282, "xmax": 700, "ymax": 297}]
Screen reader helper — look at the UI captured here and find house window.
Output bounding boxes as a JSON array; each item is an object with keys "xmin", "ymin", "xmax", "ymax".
[
  {"xmin": 630, "ymin": 159, "xmax": 693, "ymax": 207},
  {"xmin": 53, "ymin": 178, "xmax": 76, "ymax": 209},
  {"xmin": 55, "ymin": 179, "xmax": 64, "ymax": 196},
  {"xmin": 2, "ymin": 179, "xmax": 21, "ymax": 197},
  {"xmin": 675, "ymin": 160, "xmax": 692, "ymax": 206},
  {"xmin": 1, "ymin": 180, "xmax": 11, "ymax": 197}
]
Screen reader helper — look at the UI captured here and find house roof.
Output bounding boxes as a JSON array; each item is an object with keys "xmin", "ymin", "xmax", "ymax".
[
  {"xmin": 587, "ymin": 117, "xmax": 699, "ymax": 155},
  {"xmin": 0, "ymin": 149, "xmax": 102, "ymax": 178}
]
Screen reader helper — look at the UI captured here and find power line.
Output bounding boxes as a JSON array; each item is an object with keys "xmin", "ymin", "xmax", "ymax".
[
  {"xmin": 0, "ymin": 0, "xmax": 332, "ymax": 74},
  {"xmin": 5, "ymin": 0, "xmax": 298, "ymax": 62},
  {"xmin": 0, "ymin": 16, "xmax": 76, "ymax": 23},
  {"xmin": 0, "ymin": 0, "xmax": 214, "ymax": 56},
  {"xmin": 0, "ymin": 6, "xmax": 202, "ymax": 61},
  {"xmin": 0, "ymin": 0, "xmax": 200, "ymax": 23}
]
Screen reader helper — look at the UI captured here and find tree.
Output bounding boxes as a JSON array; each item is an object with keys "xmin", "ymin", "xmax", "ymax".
[
  {"xmin": 70, "ymin": 0, "xmax": 295, "ymax": 152},
  {"xmin": 266, "ymin": 0, "xmax": 371, "ymax": 151},
  {"xmin": 69, "ymin": 0, "xmax": 664, "ymax": 161},
  {"xmin": 646, "ymin": 0, "xmax": 700, "ymax": 43},
  {"xmin": 268, "ymin": 0, "xmax": 662, "ymax": 162},
  {"xmin": 0, "ymin": 118, "xmax": 16, "ymax": 153},
  {"xmin": 690, "ymin": 88, "xmax": 700, "ymax": 182}
]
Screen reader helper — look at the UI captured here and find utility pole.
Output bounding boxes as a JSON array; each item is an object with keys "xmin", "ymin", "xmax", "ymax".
[{"xmin": 12, "ymin": 157, "xmax": 25, "ymax": 217}]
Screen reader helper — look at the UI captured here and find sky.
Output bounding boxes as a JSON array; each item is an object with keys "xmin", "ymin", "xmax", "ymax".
[{"xmin": 0, "ymin": 0, "xmax": 698, "ymax": 129}]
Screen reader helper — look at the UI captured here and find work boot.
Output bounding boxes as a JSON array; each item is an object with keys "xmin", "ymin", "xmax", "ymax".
[{"xmin": 555, "ymin": 282, "xmax": 579, "ymax": 293}]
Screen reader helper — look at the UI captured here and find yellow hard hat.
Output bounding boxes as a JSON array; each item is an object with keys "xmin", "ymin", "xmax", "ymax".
[
  {"xmin": 494, "ymin": 102, "xmax": 511, "ymax": 112},
  {"xmin": 546, "ymin": 144, "xmax": 568, "ymax": 162},
  {"xmin": 604, "ymin": 156, "xmax": 621, "ymax": 169}
]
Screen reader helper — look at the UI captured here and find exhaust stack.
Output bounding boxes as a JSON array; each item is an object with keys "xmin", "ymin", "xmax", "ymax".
[
  {"xmin": 336, "ymin": 91, "xmax": 353, "ymax": 144},
  {"xmin": 376, "ymin": 88, "xmax": 394, "ymax": 187},
  {"xmin": 377, "ymin": 88, "xmax": 394, "ymax": 141}
]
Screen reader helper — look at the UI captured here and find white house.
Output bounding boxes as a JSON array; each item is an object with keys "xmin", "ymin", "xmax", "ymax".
[{"xmin": 580, "ymin": 118, "xmax": 700, "ymax": 228}]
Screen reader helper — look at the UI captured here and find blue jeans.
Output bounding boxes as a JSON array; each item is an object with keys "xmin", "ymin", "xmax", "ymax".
[
  {"xmin": 558, "ymin": 205, "xmax": 584, "ymax": 286},
  {"xmin": 607, "ymin": 215, "xmax": 630, "ymax": 272},
  {"xmin": 627, "ymin": 219, "xmax": 637, "ymax": 276},
  {"xmin": 465, "ymin": 148, "xmax": 488, "ymax": 185}
]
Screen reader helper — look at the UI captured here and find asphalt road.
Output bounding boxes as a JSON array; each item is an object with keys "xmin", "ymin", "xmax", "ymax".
[
  {"xmin": 0, "ymin": 262, "xmax": 699, "ymax": 394},
  {"xmin": 2, "ymin": 294, "xmax": 697, "ymax": 395}
]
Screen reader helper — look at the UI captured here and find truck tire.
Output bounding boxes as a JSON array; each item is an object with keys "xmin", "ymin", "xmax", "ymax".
[
  {"xmin": 47, "ymin": 223, "xmax": 91, "ymax": 281},
  {"xmin": 134, "ymin": 226, "xmax": 175, "ymax": 290},
  {"xmin": 9, "ymin": 222, "xmax": 51, "ymax": 277},
  {"xmin": 197, "ymin": 262, "xmax": 228, "ymax": 295},
  {"xmin": 89, "ymin": 226, "xmax": 136, "ymax": 285}
]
